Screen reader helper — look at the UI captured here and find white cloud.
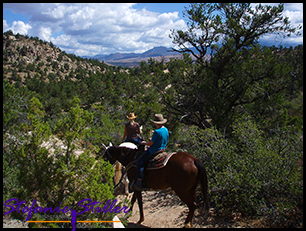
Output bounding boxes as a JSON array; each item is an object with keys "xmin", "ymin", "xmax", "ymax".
[
  {"xmin": 38, "ymin": 27, "xmax": 52, "ymax": 41},
  {"xmin": 7, "ymin": 3, "xmax": 186, "ymax": 56},
  {"xmin": 41, "ymin": 4, "xmax": 74, "ymax": 20},
  {"xmin": 3, "ymin": 20, "xmax": 32, "ymax": 35},
  {"xmin": 3, "ymin": 20, "xmax": 10, "ymax": 32},
  {"xmin": 250, "ymin": 3, "xmax": 303, "ymax": 45},
  {"xmin": 285, "ymin": 3, "xmax": 303, "ymax": 11},
  {"xmin": 284, "ymin": 9, "xmax": 303, "ymax": 25},
  {"xmin": 3, "ymin": 3, "xmax": 302, "ymax": 56}
]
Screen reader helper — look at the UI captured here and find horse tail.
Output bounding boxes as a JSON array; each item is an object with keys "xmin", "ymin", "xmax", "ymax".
[{"xmin": 194, "ymin": 158, "xmax": 210, "ymax": 210}]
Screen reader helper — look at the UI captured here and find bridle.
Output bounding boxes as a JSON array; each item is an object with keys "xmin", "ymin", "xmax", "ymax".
[
  {"xmin": 103, "ymin": 146, "xmax": 132, "ymax": 191},
  {"xmin": 102, "ymin": 144, "xmax": 144, "ymax": 192},
  {"xmin": 103, "ymin": 146, "xmax": 133, "ymax": 165},
  {"xmin": 103, "ymin": 147, "xmax": 116, "ymax": 163}
]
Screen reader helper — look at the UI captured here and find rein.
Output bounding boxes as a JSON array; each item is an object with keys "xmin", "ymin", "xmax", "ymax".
[
  {"xmin": 104, "ymin": 146, "xmax": 144, "ymax": 191},
  {"xmin": 114, "ymin": 166, "xmax": 127, "ymax": 189},
  {"xmin": 122, "ymin": 148, "xmax": 132, "ymax": 165},
  {"xmin": 108, "ymin": 147, "xmax": 135, "ymax": 191},
  {"xmin": 104, "ymin": 148, "xmax": 116, "ymax": 163}
]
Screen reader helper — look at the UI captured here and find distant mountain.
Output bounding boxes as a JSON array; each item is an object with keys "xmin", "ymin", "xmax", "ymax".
[
  {"xmin": 84, "ymin": 41, "xmax": 301, "ymax": 68},
  {"xmin": 84, "ymin": 46, "xmax": 182, "ymax": 67},
  {"xmin": 142, "ymin": 46, "xmax": 176, "ymax": 57}
]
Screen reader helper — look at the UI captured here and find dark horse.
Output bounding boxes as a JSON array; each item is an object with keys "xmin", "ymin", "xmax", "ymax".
[{"xmin": 101, "ymin": 143, "xmax": 209, "ymax": 228}]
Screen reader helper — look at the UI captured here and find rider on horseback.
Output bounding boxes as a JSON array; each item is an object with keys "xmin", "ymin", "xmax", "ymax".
[
  {"xmin": 131, "ymin": 114, "xmax": 169, "ymax": 191},
  {"xmin": 122, "ymin": 112, "xmax": 142, "ymax": 146}
]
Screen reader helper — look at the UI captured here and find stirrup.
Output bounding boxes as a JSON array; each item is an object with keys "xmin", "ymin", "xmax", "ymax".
[
  {"xmin": 129, "ymin": 179, "xmax": 142, "ymax": 192},
  {"xmin": 132, "ymin": 184, "xmax": 142, "ymax": 191}
]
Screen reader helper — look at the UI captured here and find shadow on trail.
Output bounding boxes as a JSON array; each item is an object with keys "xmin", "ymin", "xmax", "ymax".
[
  {"xmin": 126, "ymin": 222, "xmax": 150, "ymax": 228},
  {"xmin": 141, "ymin": 188, "xmax": 210, "ymax": 228},
  {"xmin": 141, "ymin": 188, "xmax": 184, "ymax": 208},
  {"xmin": 127, "ymin": 188, "xmax": 249, "ymax": 228}
]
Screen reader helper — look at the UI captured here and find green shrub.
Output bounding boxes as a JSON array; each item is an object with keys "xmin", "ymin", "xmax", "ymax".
[
  {"xmin": 189, "ymin": 116, "xmax": 303, "ymax": 227},
  {"xmin": 4, "ymin": 97, "xmax": 116, "ymax": 228}
]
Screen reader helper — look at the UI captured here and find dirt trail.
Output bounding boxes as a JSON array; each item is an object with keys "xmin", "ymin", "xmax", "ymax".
[{"xmin": 117, "ymin": 189, "xmax": 248, "ymax": 228}]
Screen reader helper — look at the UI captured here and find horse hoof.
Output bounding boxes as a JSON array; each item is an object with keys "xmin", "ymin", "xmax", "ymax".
[
  {"xmin": 137, "ymin": 217, "xmax": 144, "ymax": 224},
  {"xmin": 183, "ymin": 222, "xmax": 192, "ymax": 228}
]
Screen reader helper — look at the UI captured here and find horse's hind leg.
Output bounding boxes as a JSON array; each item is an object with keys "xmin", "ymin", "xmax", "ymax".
[{"xmin": 175, "ymin": 189, "xmax": 197, "ymax": 228}]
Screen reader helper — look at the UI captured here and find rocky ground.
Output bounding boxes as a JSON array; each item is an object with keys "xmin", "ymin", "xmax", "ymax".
[
  {"xmin": 116, "ymin": 189, "xmax": 260, "ymax": 228},
  {"xmin": 3, "ymin": 217, "xmax": 29, "ymax": 228}
]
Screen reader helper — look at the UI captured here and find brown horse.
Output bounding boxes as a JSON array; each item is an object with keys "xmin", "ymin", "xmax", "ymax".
[{"xmin": 101, "ymin": 143, "xmax": 209, "ymax": 228}]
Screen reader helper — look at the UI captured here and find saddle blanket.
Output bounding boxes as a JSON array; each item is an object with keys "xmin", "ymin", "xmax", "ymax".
[
  {"xmin": 146, "ymin": 152, "xmax": 176, "ymax": 170},
  {"xmin": 119, "ymin": 142, "xmax": 138, "ymax": 149}
]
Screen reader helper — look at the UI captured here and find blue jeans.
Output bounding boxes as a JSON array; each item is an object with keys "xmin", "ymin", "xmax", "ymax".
[{"xmin": 135, "ymin": 150, "xmax": 154, "ymax": 180}]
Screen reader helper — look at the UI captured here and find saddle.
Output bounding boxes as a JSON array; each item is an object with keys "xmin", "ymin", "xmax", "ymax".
[
  {"xmin": 123, "ymin": 147, "xmax": 176, "ymax": 191},
  {"xmin": 145, "ymin": 151, "xmax": 176, "ymax": 170},
  {"xmin": 124, "ymin": 148, "xmax": 176, "ymax": 172}
]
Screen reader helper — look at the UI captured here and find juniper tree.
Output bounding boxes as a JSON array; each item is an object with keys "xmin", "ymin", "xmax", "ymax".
[{"xmin": 166, "ymin": 3, "xmax": 302, "ymax": 131}]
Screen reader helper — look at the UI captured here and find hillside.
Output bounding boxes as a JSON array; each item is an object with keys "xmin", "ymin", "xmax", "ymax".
[
  {"xmin": 3, "ymin": 31, "xmax": 177, "ymax": 123},
  {"xmin": 3, "ymin": 32, "xmax": 108, "ymax": 83},
  {"xmin": 3, "ymin": 31, "xmax": 183, "ymax": 70}
]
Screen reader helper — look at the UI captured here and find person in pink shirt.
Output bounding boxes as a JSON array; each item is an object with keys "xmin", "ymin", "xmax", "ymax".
[{"xmin": 122, "ymin": 113, "xmax": 142, "ymax": 146}]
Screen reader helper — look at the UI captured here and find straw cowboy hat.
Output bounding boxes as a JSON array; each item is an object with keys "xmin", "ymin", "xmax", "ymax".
[
  {"xmin": 127, "ymin": 112, "xmax": 137, "ymax": 120},
  {"xmin": 151, "ymin": 114, "xmax": 167, "ymax": 124}
]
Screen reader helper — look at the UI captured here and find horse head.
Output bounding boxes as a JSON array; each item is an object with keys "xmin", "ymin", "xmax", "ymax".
[{"xmin": 101, "ymin": 142, "xmax": 118, "ymax": 164}]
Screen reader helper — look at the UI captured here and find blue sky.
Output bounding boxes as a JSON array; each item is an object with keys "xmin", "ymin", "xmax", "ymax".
[
  {"xmin": 133, "ymin": 3, "xmax": 186, "ymax": 18},
  {"xmin": 4, "ymin": 9, "xmax": 28, "ymax": 24},
  {"xmin": 3, "ymin": 3, "xmax": 303, "ymax": 56}
]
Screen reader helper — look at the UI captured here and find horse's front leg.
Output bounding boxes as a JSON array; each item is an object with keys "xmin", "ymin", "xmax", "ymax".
[
  {"xmin": 130, "ymin": 192, "xmax": 137, "ymax": 211},
  {"xmin": 135, "ymin": 191, "xmax": 144, "ymax": 224},
  {"xmin": 129, "ymin": 191, "xmax": 144, "ymax": 223},
  {"xmin": 124, "ymin": 177, "xmax": 129, "ymax": 196}
]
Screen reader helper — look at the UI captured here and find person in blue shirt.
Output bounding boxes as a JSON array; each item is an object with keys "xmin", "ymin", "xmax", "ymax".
[{"xmin": 131, "ymin": 114, "xmax": 169, "ymax": 191}]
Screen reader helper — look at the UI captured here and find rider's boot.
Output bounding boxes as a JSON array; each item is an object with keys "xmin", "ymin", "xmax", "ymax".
[{"xmin": 131, "ymin": 178, "xmax": 142, "ymax": 191}]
